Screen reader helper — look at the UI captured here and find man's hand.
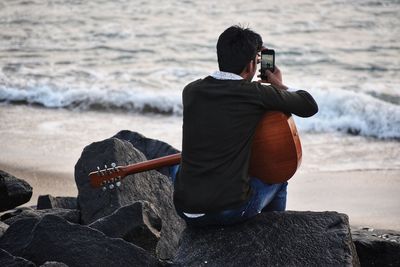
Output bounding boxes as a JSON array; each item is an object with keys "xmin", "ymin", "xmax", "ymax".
[
  {"xmin": 258, "ymin": 66, "xmax": 288, "ymax": 90},
  {"xmin": 266, "ymin": 66, "xmax": 288, "ymax": 90}
]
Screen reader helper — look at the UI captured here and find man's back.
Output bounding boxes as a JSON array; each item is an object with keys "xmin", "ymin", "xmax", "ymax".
[
  {"xmin": 173, "ymin": 76, "xmax": 317, "ymax": 214},
  {"xmin": 172, "ymin": 25, "xmax": 318, "ymax": 227}
]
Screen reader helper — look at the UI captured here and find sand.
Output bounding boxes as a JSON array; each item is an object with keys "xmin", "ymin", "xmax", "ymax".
[{"xmin": 1, "ymin": 104, "xmax": 399, "ymax": 230}]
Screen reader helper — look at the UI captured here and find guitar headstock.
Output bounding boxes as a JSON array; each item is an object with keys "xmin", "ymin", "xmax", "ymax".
[{"xmin": 88, "ymin": 163, "xmax": 126, "ymax": 190}]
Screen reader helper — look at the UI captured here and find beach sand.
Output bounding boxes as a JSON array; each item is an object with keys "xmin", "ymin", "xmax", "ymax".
[{"xmin": 1, "ymin": 104, "xmax": 399, "ymax": 230}]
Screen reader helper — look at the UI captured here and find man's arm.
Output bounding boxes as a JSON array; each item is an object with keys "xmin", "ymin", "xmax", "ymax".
[{"xmin": 258, "ymin": 66, "xmax": 318, "ymax": 117}]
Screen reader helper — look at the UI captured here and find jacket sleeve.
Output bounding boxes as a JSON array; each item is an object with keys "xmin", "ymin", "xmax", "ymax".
[{"xmin": 257, "ymin": 84, "xmax": 319, "ymax": 118}]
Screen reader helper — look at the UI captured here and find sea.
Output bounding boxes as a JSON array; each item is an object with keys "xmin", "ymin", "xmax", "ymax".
[{"xmin": 0, "ymin": 0, "xmax": 399, "ymax": 172}]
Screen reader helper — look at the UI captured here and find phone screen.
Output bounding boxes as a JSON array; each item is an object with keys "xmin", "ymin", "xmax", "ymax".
[{"xmin": 261, "ymin": 53, "xmax": 274, "ymax": 71}]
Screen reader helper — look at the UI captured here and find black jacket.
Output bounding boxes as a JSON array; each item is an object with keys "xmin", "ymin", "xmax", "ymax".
[{"xmin": 173, "ymin": 76, "xmax": 318, "ymax": 213}]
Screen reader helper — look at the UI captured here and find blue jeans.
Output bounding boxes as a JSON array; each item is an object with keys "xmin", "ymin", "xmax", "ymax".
[{"xmin": 169, "ymin": 165, "xmax": 288, "ymax": 227}]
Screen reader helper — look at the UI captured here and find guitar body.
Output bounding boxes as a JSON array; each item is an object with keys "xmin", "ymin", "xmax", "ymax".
[
  {"xmin": 89, "ymin": 112, "xmax": 302, "ymax": 188},
  {"xmin": 249, "ymin": 112, "xmax": 302, "ymax": 184}
]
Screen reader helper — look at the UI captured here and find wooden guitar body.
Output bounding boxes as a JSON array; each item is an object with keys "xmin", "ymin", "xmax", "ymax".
[
  {"xmin": 89, "ymin": 112, "xmax": 302, "ymax": 188},
  {"xmin": 249, "ymin": 112, "xmax": 302, "ymax": 184}
]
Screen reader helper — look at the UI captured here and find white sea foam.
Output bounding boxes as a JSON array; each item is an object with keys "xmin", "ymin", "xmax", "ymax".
[
  {"xmin": 295, "ymin": 88, "xmax": 400, "ymax": 139},
  {"xmin": 0, "ymin": 85, "xmax": 182, "ymax": 115},
  {"xmin": 1, "ymin": 85, "xmax": 399, "ymax": 139}
]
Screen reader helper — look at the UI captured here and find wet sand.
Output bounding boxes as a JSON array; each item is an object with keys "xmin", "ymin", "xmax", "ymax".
[
  {"xmin": 1, "ymin": 104, "xmax": 399, "ymax": 230},
  {"xmin": 289, "ymin": 169, "xmax": 400, "ymax": 230}
]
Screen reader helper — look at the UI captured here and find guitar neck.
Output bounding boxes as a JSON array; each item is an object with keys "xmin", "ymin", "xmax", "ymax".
[
  {"xmin": 121, "ymin": 153, "xmax": 181, "ymax": 176},
  {"xmin": 88, "ymin": 153, "xmax": 181, "ymax": 188}
]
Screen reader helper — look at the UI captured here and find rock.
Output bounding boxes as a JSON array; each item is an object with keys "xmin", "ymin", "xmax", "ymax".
[
  {"xmin": 351, "ymin": 227, "xmax": 400, "ymax": 267},
  {"xmin": 74, "ymin": 138, "xmax": 145, "ymax": 224},
  {"xmin": 75, "ymin": 137, "xmax": 185, "ymax": 260},
  {"xmin": 0, "ymin": 170, "xmax": 33, "ymax": 211},
  {"xmin": 0, "ymin": 221, "xmax": 9, "ymax": 238},
  {"xmin": 89, "ymin": 201, "xmax": 162, "ymax": 256},
  {"xmin": 40, "ymin": 261, "xmax": 69, "ymax": 267},
  {"xmin": 0, "ymin": 248, "xmax": 36, "ymax": 267},
  {"xmin": 0, "ymin": 217, "xmax": 40, "ymax": 256},
  {"xmin": 3, "ymin": 208, "xmax": 80, "ymax": 225},
  {"xmin": 1, "ymin": 214, "xmax": 159, "ymax": 267},
  {"xmin": 174, "ymin": 211, "xmax": 360, "ymax": 267},
  {"xmin": 37, "ymin": 195, "xmax": 77, "ymax": 210},
  {"xmin": 0, "ymin": 206, "xmax": 33, "ymax": 221},
  {"xmin": 113, "ymin": 130, "xmax": 179, "ymax": 177}
]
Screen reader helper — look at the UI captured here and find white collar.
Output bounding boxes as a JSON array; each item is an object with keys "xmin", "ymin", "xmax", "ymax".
[{"xmin": 210, "ymin": 70, "xmax": 243, "ymax": 81}]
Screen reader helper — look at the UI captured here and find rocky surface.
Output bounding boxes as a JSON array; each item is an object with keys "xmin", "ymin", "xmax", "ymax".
[
  {"xmin": 0, "ymin": 217, "xmax": 40, "ymax": 256},
  {"xmin": 1, "ymin": 206, "xmax": 32, "ymax": 221},
  {"xmin": 352, "ymin": 227, "xmax": 400, "ymax": 267},
  {"xmin": 0, "ymin": 215, "xmax": 158, "ymax": 267},
  {"xmin": 174, "ymin": 211, "xmax": 360, "ymax": 267},
  {"xmin": 37, "ymin": 195, "xmax": 77, "ymax": 210},
  {"xmin": 89, "ymin": 201, "xmax": 162, "ymax": 256},
  {"xmin": 0, "ymin": 248, "xmax": 35, "ymax": 267},
  {"xmin": 74, "ymin": 135, "xmax": 185, "ymax": 260},
  {"xmin": 0, "ymin": 170, "xmax": 33, "ymax": 211},
  {"xmin": 2, "ymin": 207, "xmax": 80, "ymax": 225}
]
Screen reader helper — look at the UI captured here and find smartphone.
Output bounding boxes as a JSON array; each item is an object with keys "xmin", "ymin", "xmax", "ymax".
[{"xmin": 260, "ymin": 49, "xmax": 275, "ymax": 80}]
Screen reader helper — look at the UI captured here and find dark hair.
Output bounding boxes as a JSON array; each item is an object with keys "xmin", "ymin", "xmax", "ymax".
[{"xmin": 216, "ymin": 25, "xmax": 263, "ymax": 75}]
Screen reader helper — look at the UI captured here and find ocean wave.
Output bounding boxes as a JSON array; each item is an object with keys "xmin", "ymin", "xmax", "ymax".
[
  {"xmin": 0, "ymin": 85, "xmax": 182, "ymax": 115},
  {"xmin": 1, "ymin": 85, "xmax": 399, "ymax": 139},
  {"xmin": 295, "ymin": 88, "xmax": 400, "ymax": 140}
]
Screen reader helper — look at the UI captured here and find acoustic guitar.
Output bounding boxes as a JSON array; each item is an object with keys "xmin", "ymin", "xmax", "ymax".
[{"xmin": 89, "ymin": 112, "xmax": 302, "ymax": 190}]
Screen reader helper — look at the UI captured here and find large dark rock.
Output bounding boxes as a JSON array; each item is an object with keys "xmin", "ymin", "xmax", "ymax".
[
  {"xmin": 75, "ymin": 136, "xmax": 185, "ymax": 260},
  {"xmin": 3, "ymin": 207, "xmax": 80, "ymax": 225},
  {"xmin": 174, "ymin": 211, "xmax": 360, "ymax": 267},
  {"xmin": 89, "ymin": 201, "xmax": 162, "ymax": 256},
  {"xmin": 0, "ymin": 248, "xmax": 35, "ymax": 267},
  {"xmin": 1, "ymin": 214, "xmax": 158, "ymax": 267},
  {"xmin": 37, "ymin": 195, "xmax": 77, "ymax": 210},
  {"xmin": 0, "ymin": 217, "xmax": 40, "ymax": 256},
  {"xmin": 0, "ymin": 170, "xmax": 33, "ymax": 211},
  {"xmin": 113, "ymin": 130, "xmax": 179, "ymax": 177},
  {"xmin": 352, "ymin": 227, "xmax": 400, "ymax": 267}
]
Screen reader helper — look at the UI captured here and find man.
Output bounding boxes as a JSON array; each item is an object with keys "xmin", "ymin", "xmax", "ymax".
[{"xmin": 171, "ymin": 25, "xmax": 318, "ymax": 227}]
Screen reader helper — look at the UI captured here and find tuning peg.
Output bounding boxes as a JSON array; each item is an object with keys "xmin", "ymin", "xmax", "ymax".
[
  {"xmin": 111, "ymin": 162, "xmax": 116, "ymax": 168},
  {"xmin": 109, "ymin": 184, "xmax": 115, "ymax": 190},
  {"xmin": 102, "ymin": 186, "xmax": 107, "ymax": 191},
  {"xmin": 116, "ymin": 181, "xmax": 121, "ymax": 187}
]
